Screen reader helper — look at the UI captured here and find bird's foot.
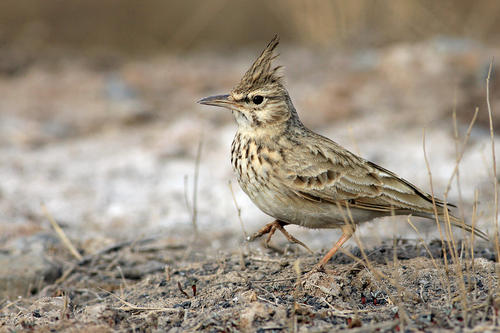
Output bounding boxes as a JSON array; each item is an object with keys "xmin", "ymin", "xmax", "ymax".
[{"xmin": 247, "ymin": 220, "xmax": 313, "ymax": 254}]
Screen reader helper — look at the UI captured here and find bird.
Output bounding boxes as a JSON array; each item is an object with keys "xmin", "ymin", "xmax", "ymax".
[{"xmin": 198, "ymin": 35, "xmax": 488, "ymax": 272}]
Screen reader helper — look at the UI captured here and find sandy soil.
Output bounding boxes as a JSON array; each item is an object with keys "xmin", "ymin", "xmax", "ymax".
[
  {"xmin": 1, "ymin": 234, "xmax": 498, "ymax": 332},
  {"xmin": 1, "ymin": 39, "xmax": 499, "ymax": 331}
]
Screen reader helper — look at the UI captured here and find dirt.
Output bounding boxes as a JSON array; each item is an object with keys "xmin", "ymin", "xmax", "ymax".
[{"xmin": 1, "ymin": 233, "xmax": 498, "ymax": 332}]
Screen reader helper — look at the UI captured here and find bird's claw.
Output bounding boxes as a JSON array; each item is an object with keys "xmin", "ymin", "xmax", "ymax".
[{"xmin": 247, "ymin": 220, "xmax": 313, "ymax": 254}]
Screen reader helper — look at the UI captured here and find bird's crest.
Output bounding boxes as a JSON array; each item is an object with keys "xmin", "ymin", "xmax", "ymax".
[{"xmin": 233, "ymin": 35, "xmax": 283, "ymax": 94}]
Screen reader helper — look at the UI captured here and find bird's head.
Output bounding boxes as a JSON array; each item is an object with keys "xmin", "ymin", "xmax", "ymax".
[{"xmin": 198, "ymin": 35, "xmax": 296, "ymax": 130}]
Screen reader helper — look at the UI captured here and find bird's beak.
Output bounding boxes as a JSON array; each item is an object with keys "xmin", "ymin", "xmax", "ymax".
[{"xmin": 197, "ymin": 94, "xmax": 233, "ymax": 108}]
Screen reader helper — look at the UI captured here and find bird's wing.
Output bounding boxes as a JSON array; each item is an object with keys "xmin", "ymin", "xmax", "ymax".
[
  {"xmin": 278, "ymin": 132, "xmax": 447, "ymax": 214},
  {"xmin": 277, "ymin": 132, "xmax": 490, "ymax": 241}
]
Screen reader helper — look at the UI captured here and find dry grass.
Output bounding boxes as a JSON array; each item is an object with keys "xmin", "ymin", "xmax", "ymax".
[{"xmin": 0, "ymin": 0, "xmax": 499, "ymax": 56}]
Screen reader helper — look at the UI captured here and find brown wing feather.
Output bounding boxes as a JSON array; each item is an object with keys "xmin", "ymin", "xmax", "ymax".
[
  {"xmin": 279, "ymin": 131, "xmax": 450, "ymax": 214},
  {"xmin": 366, "ymin": 161, "xmax": 453, "ymax": 208}
]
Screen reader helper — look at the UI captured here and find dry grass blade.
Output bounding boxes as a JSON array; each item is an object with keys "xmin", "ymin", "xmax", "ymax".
[
  {"xmin": 471, "ymin": 189, "xmax": 479, "ymax": 267},
  {"xmin": 441, "ymin": 106, "xmax": 481, "ymax": 321},
  {"xmin": 250, "ymin": 277, "xmax": 296, "ymax": 284},
  {"xmin": 392, "ymin": 239, "xmax": 407, "ymax": 331},
  {"xmin": 0, "ymin": 300, "xmax": 21, "ymax": 313},
  {"xmin": 422, "ymin": 129, "xmax": 450, "ymax": 274},
  {"xmin": 452, "ymin": 93, "xmax": 466, "ymax": 222},
  {"xmin": 98, "ymin": 288, "xmax": 181, "ymax": 313},
  {"xmin": 41, "ymin": 204, "xmax": 83, "ymax": 261},
  {"xmin": 228, "ymin": 180, "xmax": 248, "ymax": 239},
  {"xmin": 183, "ymin": 175, "xmax": 191, "ymax": 215},
  {"xmin": 341, "ymin": 203, "xmax": 414, "ymax": 324},
  {"xmin": 406, "ymin": 217, "xmax": 439, "ymax": 270},
  {"xmin": 443, "ymin": 108, "xmax": 479, "ymax": 240},
  {"xmin": 191, "ymin": 138, "xmax": 203, "ymax": 235},
  {"xmin": 446, "ymin": 108, "xmax": 479, "ymax": 196},
  {"xmin": 485, "ymin": 60, "xmax": 499, "ymax": 260},
  {"xmin": 343, "ymin": 204, "xmax": 387, "ymax": 281}
]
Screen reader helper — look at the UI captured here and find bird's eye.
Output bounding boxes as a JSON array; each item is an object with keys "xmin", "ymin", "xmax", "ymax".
[{"xmin": 252, "ymin": 95, "xmax": 264, "ymax": 105}]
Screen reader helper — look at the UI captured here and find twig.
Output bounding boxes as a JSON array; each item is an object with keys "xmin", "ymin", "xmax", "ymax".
[{"xmin": 41, "ymin": 204, "xmax": 83, "ymax": 261}]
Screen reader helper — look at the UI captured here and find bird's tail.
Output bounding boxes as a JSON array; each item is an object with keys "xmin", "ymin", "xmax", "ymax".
[{"xmin": 437, "ymin": 213, "xmax": 489, "ymax": 241}]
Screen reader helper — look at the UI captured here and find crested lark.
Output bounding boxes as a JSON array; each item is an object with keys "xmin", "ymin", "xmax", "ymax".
[{"xmin": 199, "ymin": 35, "xmax": 488, "ymax": 271}]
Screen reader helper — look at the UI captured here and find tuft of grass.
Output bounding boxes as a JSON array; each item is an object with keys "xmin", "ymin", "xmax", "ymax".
[{"xmin": 343, "ymin": 60, "xmax": 498, "ymax": 327}]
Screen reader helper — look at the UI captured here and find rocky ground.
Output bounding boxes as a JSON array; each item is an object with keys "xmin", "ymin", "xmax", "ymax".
[{"xmin": 1, "ymin": 39, "xmax": 499, "ymax": 331}]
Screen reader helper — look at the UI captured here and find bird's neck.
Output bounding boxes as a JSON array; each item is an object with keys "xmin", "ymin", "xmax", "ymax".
[{"xmin": 236, "ymin": 122, "xmax": 287, "ymax": 142}]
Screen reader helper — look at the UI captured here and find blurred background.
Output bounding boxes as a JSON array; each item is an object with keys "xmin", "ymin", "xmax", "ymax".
[
  {"xmin": 1, "ymin": 0, "xmax": 499, "ymax": 257},
  {"xmin": 1, "ymin": 0, "xmax": 500, "ymax": 56}
]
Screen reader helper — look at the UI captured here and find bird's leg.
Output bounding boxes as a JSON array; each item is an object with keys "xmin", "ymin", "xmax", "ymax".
[
  {"xmin": 247, "ymin": 220, "xmax": 278, "ymax": 242},
  {"xmin": 273, "ymin": 222, "xmax": 313, "ymax": 254},
  {"xmin": 248, "ymin": 220, "xmax": 313, "ymax": 253},
  {"xmin": 264, "ymin": 223, "xmax": 278, "ymax": 245},
  {"xmin": 308, "ymin": 224, "xmax": 356, "ymax": 275},
  {"xmin": 316, "ymin": 224, "xmax": 355, "ymax": 269}
]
